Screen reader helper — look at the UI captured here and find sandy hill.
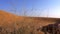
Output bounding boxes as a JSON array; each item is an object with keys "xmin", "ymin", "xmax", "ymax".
[
  {"xmin": 0, "ymin": 10, "xmax": 25, "ymax": 32},
  {"xmin": 0, "ymin": 10, "xmax": 59, "ymax": 26},
  {"xmin": 0, "ymin": 10, "xmax": 60, "ymax": 34}
]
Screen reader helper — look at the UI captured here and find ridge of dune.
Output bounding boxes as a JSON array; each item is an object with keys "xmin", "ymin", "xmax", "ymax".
[
  {"xmin": 0, "ymin": 10, "xmax": 24, "ymax": 31},
  {"xmin": 0, "ymin": 10, "xmax": 24, "ymax": 21}
]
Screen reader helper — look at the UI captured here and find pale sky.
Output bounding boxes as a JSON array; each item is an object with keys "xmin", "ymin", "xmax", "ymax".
[{"xmin": 0, "ymin": 0, "xmax": 60, "ymax": 18}]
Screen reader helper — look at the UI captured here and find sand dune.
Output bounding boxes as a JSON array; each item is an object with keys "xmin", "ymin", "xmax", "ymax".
[{"xmin": 0, "ymin": 10, "xmax": 60, "ymax": 34}]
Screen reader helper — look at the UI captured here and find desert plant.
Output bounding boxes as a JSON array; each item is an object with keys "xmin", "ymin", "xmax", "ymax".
[
  {"xmin": 16, "ymin": 27, "xmax": 25, "ymax": 34},
  {"xmin": 16, "ymin": 24, "xmax": 36, "ymax": 34}
]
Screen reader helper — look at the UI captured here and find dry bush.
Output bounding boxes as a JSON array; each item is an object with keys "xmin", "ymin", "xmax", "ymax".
[{"xmin": 15, "ymin": 21, "xmax": 40, "ymax": 34}]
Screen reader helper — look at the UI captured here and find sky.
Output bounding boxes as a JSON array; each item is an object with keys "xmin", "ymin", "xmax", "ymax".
[{"xmin": 0, "ymin": 0, "xmax": 60, "ymax": 18}]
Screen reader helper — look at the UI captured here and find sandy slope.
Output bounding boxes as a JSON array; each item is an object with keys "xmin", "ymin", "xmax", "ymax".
[
  {"xmin": 0, "ymin": 10, "xmax": 60, "ymax": 34},
  {"xmin": 0, "ymin": 10, "xmax": 24, "ymax": 32}
]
